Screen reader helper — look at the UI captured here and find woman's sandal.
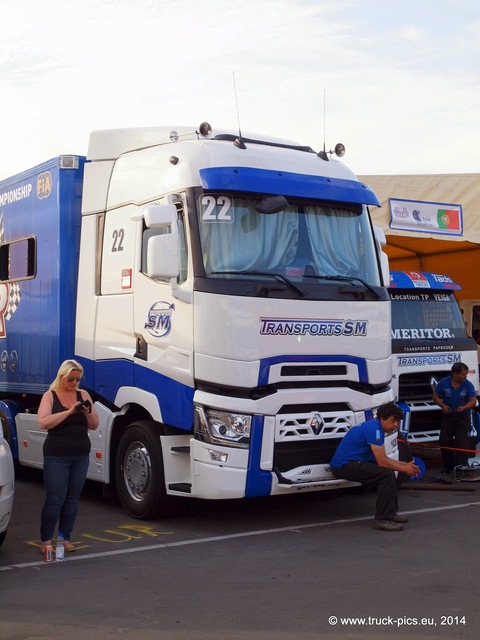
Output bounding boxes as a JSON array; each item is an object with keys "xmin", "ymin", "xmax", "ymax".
[{"xmin": 40, "ymin": 540, "xmax": 76, "ymax": 553}]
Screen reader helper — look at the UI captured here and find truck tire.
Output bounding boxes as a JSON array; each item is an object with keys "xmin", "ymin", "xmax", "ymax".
[{"xmin": 114, "ymin": 421, "xmax": 173, "ymax": 520}]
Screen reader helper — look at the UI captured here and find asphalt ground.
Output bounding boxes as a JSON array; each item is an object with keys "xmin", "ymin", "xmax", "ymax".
[{"xmin": 1, "ymin": 447, "xmax": 480, "ymax": 640}]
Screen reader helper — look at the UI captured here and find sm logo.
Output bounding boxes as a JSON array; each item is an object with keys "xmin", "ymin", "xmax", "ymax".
[{"xmin": 145, "ymin": 301, "xmax": 175, "ymax": 338}]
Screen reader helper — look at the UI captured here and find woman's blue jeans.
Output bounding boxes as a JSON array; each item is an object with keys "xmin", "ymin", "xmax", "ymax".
[{"xmin": 40, "ymin": 455, "xmax": 89, "ymax": 542}]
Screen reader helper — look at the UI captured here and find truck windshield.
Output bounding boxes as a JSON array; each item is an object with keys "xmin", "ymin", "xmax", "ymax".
[
  {"xmin": 391, "ymin": 291, "xmax": 468, "ymax": 340},
  {"xmin": 197, "ymin": 193, "xmax": 381, "ymax": 286}
]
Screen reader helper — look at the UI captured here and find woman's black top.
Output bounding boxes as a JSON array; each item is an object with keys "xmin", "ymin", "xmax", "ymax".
[{"xmin": 43, "ymin": 390, "xmax": 91, "ymax": 456}]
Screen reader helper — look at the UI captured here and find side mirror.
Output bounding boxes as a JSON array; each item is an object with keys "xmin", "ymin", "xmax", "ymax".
[
  {"xmin": 373, "ymin": 226, "xmax": 389, "ymax": 287},
  {"xmin": 143, "ymin": 204, "xmax": 178, "ymax": 229},
  {"xmin": 141, "ymin": 204, "xmax": 180, "ymax": 279},
  {"xmin": 373, "ymin": 225, "xmax": 386, "ymax": 248}
]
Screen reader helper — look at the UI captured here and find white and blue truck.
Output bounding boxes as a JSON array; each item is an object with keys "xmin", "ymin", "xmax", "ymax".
[
  {"xmin": 0, "ymin": 123, "xmax": 393, "ymax": 518},
  {"xmin": 389, "ymin": 270, "xmax": 479, "ymax": 443}
]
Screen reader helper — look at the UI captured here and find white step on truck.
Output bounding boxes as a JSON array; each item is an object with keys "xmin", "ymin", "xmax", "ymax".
[{"xmin": 0, "ymin": 123, "xmax": 393, "ymax": 518}]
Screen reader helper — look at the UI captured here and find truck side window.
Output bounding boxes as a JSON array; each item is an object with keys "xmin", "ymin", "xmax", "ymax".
[{"xmin": 0, "ymin": 237, "xmax": 36, "ymax": 282}]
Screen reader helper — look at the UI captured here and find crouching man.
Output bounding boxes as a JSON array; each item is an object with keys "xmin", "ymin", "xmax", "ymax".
[{"xmin": 330, "ymin": 402, "xmax": 419, "ymax": 531}]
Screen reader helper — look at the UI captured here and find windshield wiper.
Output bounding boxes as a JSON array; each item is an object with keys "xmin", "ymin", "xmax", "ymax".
[
  {"xmin": 211, "ymin": 270, "xmax": 306, "ymax": 297},
  {"xmin": 302, "ymin": 273, "xmax": 381, "ymax": 299}
]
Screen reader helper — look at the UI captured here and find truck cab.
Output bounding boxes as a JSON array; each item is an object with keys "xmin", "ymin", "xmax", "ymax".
[
  {"xmin": 1, "ymin": 124, "xmax": 394, "ymax": 519},
  {"xmin": 389, "ymin": 271, "xmax": 479, "ymax": 442}
]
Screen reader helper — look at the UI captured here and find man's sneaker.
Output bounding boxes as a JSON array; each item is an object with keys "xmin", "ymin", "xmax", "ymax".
[
  {"xmin": 373, "ymin": 520, "xmax": 404, "ymax": 531},
  {"xmin": 440, "ymin": 472, "xmax": 453, "ymax": 484},
  {"xmin": 393, "ymin": 513, "xmax": 409, "ymax": 523}
]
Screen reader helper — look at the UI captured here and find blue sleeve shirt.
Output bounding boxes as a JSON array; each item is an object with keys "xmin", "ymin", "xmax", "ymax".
[
  {"xmin": 330, "ymin": 418, "xmax": 385, "ymax": 467},
  {"xmin": 434, "ymin": 376, "xmax": 476, "ymax": 414}
]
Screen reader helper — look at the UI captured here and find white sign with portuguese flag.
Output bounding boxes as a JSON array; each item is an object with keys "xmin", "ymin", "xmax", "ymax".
[{"xmin": 388, "ymin": 198, "xmax": 463, "ymax": 237}]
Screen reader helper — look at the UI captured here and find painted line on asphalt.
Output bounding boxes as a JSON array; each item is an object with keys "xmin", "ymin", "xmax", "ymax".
[{"xmin": 2, "ymin": 500, "xmax": 479, "ymax": 572}]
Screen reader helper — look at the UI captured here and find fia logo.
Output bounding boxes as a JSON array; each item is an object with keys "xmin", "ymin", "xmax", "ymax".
[{"xmin": 36, "ymin": 172, "xmax": 52, "ymax": 200}]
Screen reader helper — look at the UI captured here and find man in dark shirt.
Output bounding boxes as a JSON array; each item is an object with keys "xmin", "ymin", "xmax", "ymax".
[
  {"xmin": 330, "ymin": 402, "xmax": 419, "ymax": 531},
  {"xmin": 433, "ymin": 362, "xmax": 477, "ymax": 481}
]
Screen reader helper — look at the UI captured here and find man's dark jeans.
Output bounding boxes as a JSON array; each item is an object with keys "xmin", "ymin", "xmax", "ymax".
[
  {"xmin": 330, "ymin": 461, "xmax": 405, "ymax": 521},
  {"xmin": 439, "ymin": 412, "xmax": 471, "ymax": 472}
]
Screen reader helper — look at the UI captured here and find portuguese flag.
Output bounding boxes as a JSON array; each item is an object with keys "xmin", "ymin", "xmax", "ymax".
[{"xmin": 437, "ymin": 209, "xmax": 460, "ymax": 231}]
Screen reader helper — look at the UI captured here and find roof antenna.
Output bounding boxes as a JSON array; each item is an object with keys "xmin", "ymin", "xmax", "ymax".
[
  {"xmin": 233, "ymin": 72, "xmax": 246, "ymax": 149},
  {"xmin": 318, "ymin": 89, "xmax": 329, "ymax": 161},
  {"xmin": 317, "ymin": 91, "xmax": 346, "ymax": 161}
]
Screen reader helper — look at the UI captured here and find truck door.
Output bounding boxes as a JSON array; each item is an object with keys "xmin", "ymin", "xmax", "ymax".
[{"xmin": 132, "ymin": 198, "xmax": 194, "ymax": 431}]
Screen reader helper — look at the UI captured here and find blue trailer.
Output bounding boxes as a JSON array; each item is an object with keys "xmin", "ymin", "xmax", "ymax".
[{"xmin": 0, "ymin": 156, "xmax": 85, "ymax": 457}]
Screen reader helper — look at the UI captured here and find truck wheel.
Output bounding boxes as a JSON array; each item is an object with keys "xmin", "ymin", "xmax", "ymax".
[
  {"xmin": 114, "ymin": 421, "xmax": 172, "ymax": 519},
  {"xmin": 0, "ymin": 529, "xmax": 6, "ymax": 547}
]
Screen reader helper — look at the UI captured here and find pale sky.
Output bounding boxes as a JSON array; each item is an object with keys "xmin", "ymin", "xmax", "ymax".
[{"xmin": 1, "ymin": 0, "xmax": 479, "ymax": 180}]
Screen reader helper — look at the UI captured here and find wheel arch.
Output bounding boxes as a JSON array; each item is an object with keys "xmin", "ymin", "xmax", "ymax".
[
  {"xmin": 109, "ymin": 402, "xmax": 187, "ymax": 470},
  {"xmin": 109, "ymin": 403, "xmax": 152, "ymax": 473},
  {"xmin": 114, "ymin": 417, "xmax": 186, "ymax": 519}
]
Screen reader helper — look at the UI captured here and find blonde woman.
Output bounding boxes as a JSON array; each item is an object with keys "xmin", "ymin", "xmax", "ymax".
[{"xmin": 38, "ymin": 359, "xmax": 99, "ymax": 553}]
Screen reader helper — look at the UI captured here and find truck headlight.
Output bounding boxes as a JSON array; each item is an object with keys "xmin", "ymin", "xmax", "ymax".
[{"xmin": 194, "ymin": 406, "xmax": 252, "ymax": 448}]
